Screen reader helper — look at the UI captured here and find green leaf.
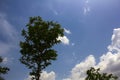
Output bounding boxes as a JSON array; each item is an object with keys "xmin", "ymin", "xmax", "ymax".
[{"xmin": 19, "ymin": 16, "xmax": 64, "ymax": 80}]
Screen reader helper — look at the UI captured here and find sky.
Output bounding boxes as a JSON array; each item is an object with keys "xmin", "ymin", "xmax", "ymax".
[{"xmin": 0, "ymin": 0, "xmax": 120, "ymax": 80}]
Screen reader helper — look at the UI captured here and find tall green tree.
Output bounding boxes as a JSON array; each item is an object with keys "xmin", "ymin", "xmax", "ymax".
[
  {"xmin": 85, "ymin": 67, "xmax": 118, "ymax": 80},
  {"xmin": 20, "ymin": 16, "xmax": 64, "ymax": 80},
  {"xmin": 0, "ymin": 56, "xmax": 9, "ymax": 80}
]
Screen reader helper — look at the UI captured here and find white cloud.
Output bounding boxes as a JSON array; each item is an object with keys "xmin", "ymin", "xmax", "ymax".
[
  {"xmin": 26, "ymin": 71, "xmax": 56, "ymax": 80},
  {"xmin": 2, "ymin": 57, "xmax": 8, "ymax": 64},
  {"xmin": 108, "ymin": 28, "xmax": 120, "ymax": 52},
  {"xmin": 0, "ymin": 13, "xmax": 18, "ymax": 54},
  {"xmin": 57, "ymin": 36, "xmax": 69, "ymax": 45},
  {"xmin": 63, "ymin": 55, "xmax": 96, "ymax": 80},
  {"xmin": 57, "ymin": 28, "xmax": 71, "ymax": 45},
  {"xmin": 24, "ymin": 28, "xmax": 120, "ymax": 80},
  {"xmin": 40, "ymin": 71, "xmax": 56, "ymax": 80},
  {"xmin": 83, "ymin": 7, "xmax": 90, "ymax": 15},
  {"xmin": 97, "ymin": 28, "xmax": 120, "ymax": 78},
  {"xmin": 2, "ymin": 57, "xmax": 14, "ymax": 64},
  {"xmin": 64, "ymin": 28, "xmax": 71, "ymax": 34},
  {"xmin": 83, "ymin": 0, "xmax": 91, "ymax": 15},
  {"xmin": 63, "ymin": 28, "xmax": 120, "ymax": 80},
  {"xmin": 97, "ymin": 52, "xmax": 120, "ymax": 77}
]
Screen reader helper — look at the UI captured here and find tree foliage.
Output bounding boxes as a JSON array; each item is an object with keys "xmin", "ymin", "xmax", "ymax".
[
  {"xmin": 0, "ymin": 56, "xmax": 9, "ymax": 80},
  {"xmin": 20, "ymin": 16, "xmax": 64, "ymax": 80},
  {"xmin": 85, "ymin": 67, "xmax": 118, "ymax": 80}
]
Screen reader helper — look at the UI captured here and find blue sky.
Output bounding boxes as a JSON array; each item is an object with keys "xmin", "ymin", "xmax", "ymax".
[{"xmin": 0, "ymin": 0, "xmax": 120, "ymax": 80}]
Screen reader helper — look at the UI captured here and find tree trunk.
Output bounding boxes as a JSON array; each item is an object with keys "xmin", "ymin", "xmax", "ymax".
[
  {"xmin": 36, "ymin": 73, "xmax": 40, "ymax": 80},
  {"xmin": 36, "ymin": 63, "xmax": 41, "ymax": 80}
]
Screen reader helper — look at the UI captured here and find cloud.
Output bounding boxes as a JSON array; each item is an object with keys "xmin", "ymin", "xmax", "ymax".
[
  {"xmin": 83, "ymin": 7, "xmax": 90, "ymax": 15},
  {"xmin": 21, "ymin": 27, "xmax": 120, "ymax": 80},
  {"xmin": 57, "ymin": 36, "xmax": 69, "ymax": 45},
  {"xmin": 40, "ymin": 71, "xmax": 56, "ymax": 80},
  {"xmin": 57, "ymin": 28, "xmax": 71, "ymax": 45},
  {"xmin": 50, "ymin": 7, "xmax": 59, "ymax": 15},
  {"xmin": 25, "ymin": 71, "xmax": 56, "ymax": 80},
  {"xmin": 0, "ymin": 12, "xmax": 18, "ymax": 54},
  {"xmin": 2, "ymin": 57, "xmax": 8, "ymax": 64},
  {"xmin": 108, "ymin": 28, "xmax": 120, "ymax": 52},
  {"xmin": 47, "ymin": 2, "xmax": 59, "ymax": 16},
  {"xmin": 64, "ymin": 28, "xmax": 71, "ymax": 34},
  {"xmin": 97, "ymin": 28, "xmax": 120, "ymax": 77},
  {"xmin": 63, "ymin": 55, "xmax": 96, "ymax": 80},
  {"xmin": 83, "ymin": 0, "xmax": 91, "ymax": 15},
  {"xmin": 63, "ymin": 28, "xmax": 120, "ymax": 80},
  {"xmin": 97, "ymin": 52, "xmax": 120, "ymax": 77},
  {"xmin": 2, "ymin": 57, "xmax": 14, "ymax": 65}
]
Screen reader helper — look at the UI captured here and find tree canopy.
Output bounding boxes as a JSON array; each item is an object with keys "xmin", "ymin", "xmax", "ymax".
[
  {"xmin": 19, "ymin": 16, "xmax": 64, "ymax": 80},
  {"xmin": 85, "ymin": 67, "xmax": 118, "ymax": 80}
]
